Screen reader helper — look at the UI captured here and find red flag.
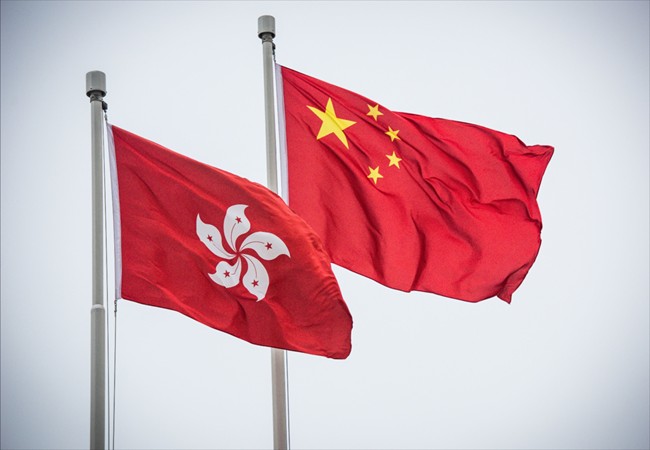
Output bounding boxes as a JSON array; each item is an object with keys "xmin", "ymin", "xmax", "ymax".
[
  {"xmin": 108, "ymin": 124, "xmax": 352, "ymax": 358},
  {"xmin": 278, "ymin": 65, "xmax": 553, "ymax": 303}
]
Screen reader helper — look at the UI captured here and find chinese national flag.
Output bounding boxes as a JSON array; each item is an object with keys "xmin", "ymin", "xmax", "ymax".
[
  {"xmin": 278, "ymin": 65, "xmax": 553, "ymax": 303},
  {"xmin": 108, "ymin": 124, "xmax": 352, "ymax": 358}
]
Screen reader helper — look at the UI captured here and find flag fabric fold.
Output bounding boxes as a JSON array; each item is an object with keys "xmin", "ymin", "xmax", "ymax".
[
  {"xmin": 277, "ymin": 65, "xmax": 553, "ymax": 303},
  {"xmin": 108, "ymin": 124, "xmax": 352, "ymax": 358}
]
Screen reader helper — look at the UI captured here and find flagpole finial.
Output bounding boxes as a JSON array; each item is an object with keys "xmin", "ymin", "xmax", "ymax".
[
  {"xmin": 86, "ymin": 71, "xmax": 106, "ymax": 99},
  {"xmin": 258, "ymin": 15, "xmax": 275, "ymax": 40}
]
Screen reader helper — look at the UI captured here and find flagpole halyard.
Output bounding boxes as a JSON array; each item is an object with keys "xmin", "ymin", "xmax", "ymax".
[
  {"xmin": 258, "ymin": 15, "xmax": 290, "ymax": 450},
  {"xmin": 86, "ymin": 70, "xmax": 107, "ymax": 450}
]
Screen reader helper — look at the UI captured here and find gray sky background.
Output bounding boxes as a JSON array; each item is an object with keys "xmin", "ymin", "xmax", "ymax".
[{"xmin": 1, "ymin": 1, "xmax": 648, "ymax": 449}]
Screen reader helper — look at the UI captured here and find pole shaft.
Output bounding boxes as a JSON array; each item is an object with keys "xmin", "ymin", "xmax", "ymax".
[
  {"xmin": 271, "ymin": 348, "xmax": 289, "ymax": 450},
  {"xmin": 258, "ymin": 15, "xmax": 289, "ymax": 450},
  {"xmin": 261, "ymin": 29, "xmax": 278, "ymax": 192},
  {"xmin": 87, "ymin": 71, "xmax": 106, "ymax": 450}
]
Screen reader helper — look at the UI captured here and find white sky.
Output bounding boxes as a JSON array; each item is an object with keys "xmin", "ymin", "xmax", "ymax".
[{"xmin": 1, "ymin": 1, "xmax": 648, "ymax": 449}]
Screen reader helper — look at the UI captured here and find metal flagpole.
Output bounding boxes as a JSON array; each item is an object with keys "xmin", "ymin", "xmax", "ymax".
[
  {"xmin": 258, "ymin": 15, "xmax": 290, "ymax": 450},
  {"xmin": 86, "ymin": 70, "xmax": 107, "ymax": 450}
]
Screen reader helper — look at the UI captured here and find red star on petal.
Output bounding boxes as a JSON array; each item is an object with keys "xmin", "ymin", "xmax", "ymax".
[
  {"xmin": 207, "ymin": 235, "xmax": 213, "ymax": 242},
  {"xmin": 235, "ymin": 217, "xmax": 242, "ymax": 223},
  {"xmin": 252, "ymin": 280, "xmax": 259, "ymax": 287},
  {"xmin": 223, "ymin": 271, "xmax": 230, "ymax": 278},
  {"xmin": 265, "ymin": 242, "xmax": 273, "ymax": 250}
]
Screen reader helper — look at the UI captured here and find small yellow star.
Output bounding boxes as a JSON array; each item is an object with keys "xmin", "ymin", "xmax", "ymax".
[
  {"xmin": 386, "ymin": 151, "xmax": 402, "ymax": 169},
  {"xmin": 367, "ymin": 166, "xmax": 384, "ymax": 184},
  {"xmin": 366, "ymin": 104, "xmax": 383, "ymax": 121},
  {"xmin": 385, "ymin": 126, "xmax": 401, "ymax": 142},
  {"xmin": 307, "ymin": 98, "xmax": 356, "ymax": 149}
]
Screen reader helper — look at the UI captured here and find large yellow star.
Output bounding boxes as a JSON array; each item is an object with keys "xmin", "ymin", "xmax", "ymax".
[
  {"xmin": 385, "ymin": 126, "xmax": 401, "ymax": 142},
  {"xmin": 367, "ymin": 166, "xmax": 384, "ymax": 184},
  {"xmin": 366, "ymin": 104, "xmax": 383, "ymax": 121},
  {"xmin": 386, "ymin": 151, "xmax": 402, "ymax": 169},
  {"xmin": 307, "ymin": 98, "xmax": 356, "ymax": 149}
]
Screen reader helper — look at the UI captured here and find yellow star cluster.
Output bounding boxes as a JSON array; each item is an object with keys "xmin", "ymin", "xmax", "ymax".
[
  {"xmin": 365, "ymin": 104, "xmax": 402, "ymax": 186},
  {"xmin": 307, "ymin": 99, "xmax": 403, "ymax": 186}
]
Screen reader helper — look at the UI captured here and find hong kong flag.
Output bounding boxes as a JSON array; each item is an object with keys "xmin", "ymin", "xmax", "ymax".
[
  {"xmin": 108, "ymin": 124, "xmax": 352, "ymax": 359},
  {"xmin": 278, "ymin": 65, "xmax": 553, "ymax": 303}
]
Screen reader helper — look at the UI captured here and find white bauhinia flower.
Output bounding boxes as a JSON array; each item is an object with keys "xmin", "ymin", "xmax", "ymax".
[{"xmin": 196, "ymin": 205, "xmax": 290, "ymax": 301}]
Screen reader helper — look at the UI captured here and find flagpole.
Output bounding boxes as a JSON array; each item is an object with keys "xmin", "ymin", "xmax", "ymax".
[
  {"xmin": 86, "ymin": 70, "xmax": 107, "ymax": 450},
  {"xmin": 258, "ymin": 15, "xmax": 290, "ymax": 450}
]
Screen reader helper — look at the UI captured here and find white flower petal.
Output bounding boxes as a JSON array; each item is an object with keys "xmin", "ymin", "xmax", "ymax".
[
  {"xmin": 196, "ymin": 214, "xmax": 235, "ymax": 259},
  {"xmin": 224, "ymin": 205, "xmax": 250, "ymax": 251},
  {"xmin": 240, "ymin": 232, "xmax": 290, "ymax": 261},
  {"xmin": 242, "ymin": 255, "xmax": 269, "ymax": 301},
  {"xmin": 209, "ymin": 257, "xmax": 242, "ymax": 288}
]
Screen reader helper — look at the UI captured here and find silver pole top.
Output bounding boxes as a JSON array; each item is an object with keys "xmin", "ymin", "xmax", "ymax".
[
  {"xmin": 258, "ymin": 15, "xmax": 275, "ymax": 39},
  {"xmin": 86, "ymin": 71, "xmax": 106, "ymax": 98}
]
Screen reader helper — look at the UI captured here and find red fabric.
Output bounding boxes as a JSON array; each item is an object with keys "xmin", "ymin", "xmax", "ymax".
[
  {"xmin": 109, "ymin": 124, "xmax": 352, "ymax": 358},
  {"xmin": 280, "ymin": 65, "xmax": 553, "ymax": 303}
]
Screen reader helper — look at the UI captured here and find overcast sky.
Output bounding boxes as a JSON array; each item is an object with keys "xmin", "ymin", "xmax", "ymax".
[{"xmin": 1, "ymin": 1, "xmax": 648, "ymax": 449}]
